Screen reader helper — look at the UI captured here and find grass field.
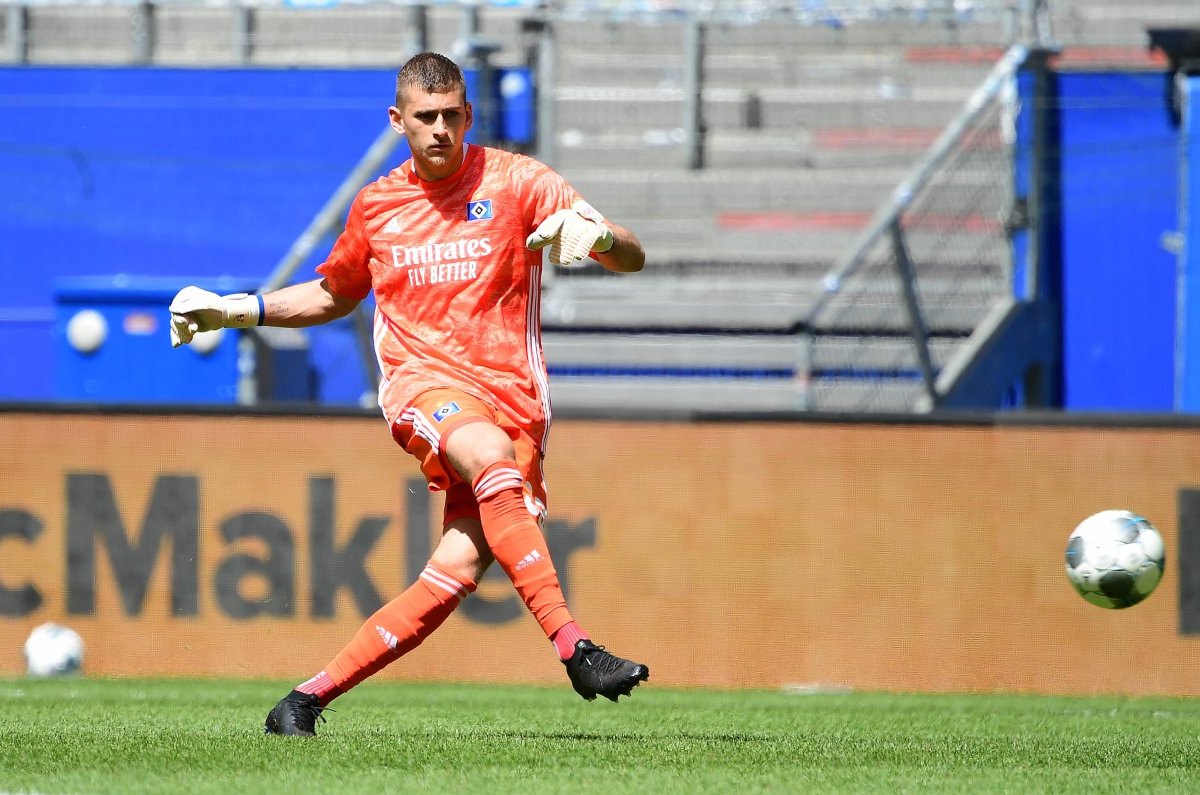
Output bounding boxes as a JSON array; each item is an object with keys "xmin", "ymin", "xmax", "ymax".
[{"xmin": 2, "ymin": 677, "xmax": 1199, "ymax": 794}]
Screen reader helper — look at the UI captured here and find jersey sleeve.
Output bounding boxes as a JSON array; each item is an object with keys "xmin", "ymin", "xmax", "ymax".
[
  {"xmin": 316, "ymin": 188, "xmax": 373, "ymax": 301},
  {"xmin": 516, "ymin": 157, "xmax": 585, "ymax": 233}
]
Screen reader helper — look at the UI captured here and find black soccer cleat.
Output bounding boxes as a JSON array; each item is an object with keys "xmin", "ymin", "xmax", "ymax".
[
  {"xmin": 563, "ymin": 640, "xmax": 649, "ymax": 702},
  {"xmin": 263, "ymin": 690, "xmax": 327, "ymax": 737}
]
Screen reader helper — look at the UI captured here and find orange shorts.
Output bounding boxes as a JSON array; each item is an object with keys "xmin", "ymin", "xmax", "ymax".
[{"xmin": 390, "ymin": 388, "xmax": 547, "ymax": 527}]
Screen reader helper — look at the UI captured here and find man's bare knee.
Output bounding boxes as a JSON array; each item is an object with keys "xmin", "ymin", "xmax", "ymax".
[
  {"xmin": 445, "ymin": 422, "xmax": 516, "ymax": 482},
  {"xmin": 432, "ymin": 518, "xmax": 493, "ymax": 583}
]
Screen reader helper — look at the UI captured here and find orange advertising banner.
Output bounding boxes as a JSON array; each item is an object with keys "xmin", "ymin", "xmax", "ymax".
[{"xmin": 3, "ymin": 409, "xmax": 1200, "ymax": 696}]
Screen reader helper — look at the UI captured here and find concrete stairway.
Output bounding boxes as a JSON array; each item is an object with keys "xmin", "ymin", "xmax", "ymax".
[
  {"xmin": 6, "ymin": 0, "xmax": 1190, "ymax": 412},
  {"xmin": 540, "ymin": 12, "xmax": 1009, "ymax": 412},
  {"xmin": 539, "ymin": 0, "xmax": 1199, "ymax": 413}
]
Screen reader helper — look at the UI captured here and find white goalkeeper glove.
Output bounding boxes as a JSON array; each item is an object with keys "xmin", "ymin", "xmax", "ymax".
[
  {"xmin": 168, "ymin": 286, "xmax": 261, "ymax": 348},
  {"xmin": 526, "ymin": 200, "xmax": 614, "ymax": 267}
]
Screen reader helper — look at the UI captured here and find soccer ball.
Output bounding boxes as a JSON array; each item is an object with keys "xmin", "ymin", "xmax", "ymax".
[
  {"xmin": 1064, "ymin": 510, "xmax": 1166, "ymax": 609},
  {"xmin": 23, "ymin": 622, "xmax": 85, "ymax": 677}
]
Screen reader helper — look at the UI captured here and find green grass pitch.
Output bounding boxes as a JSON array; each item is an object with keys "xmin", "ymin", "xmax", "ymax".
[{"xmin": 2, "ymin": 677, "xmax": 1200, "ymax": 794}]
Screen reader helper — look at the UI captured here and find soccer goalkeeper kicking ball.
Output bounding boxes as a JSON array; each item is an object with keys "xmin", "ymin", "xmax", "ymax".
[{"xmin": 1064, "ymin": 510, "xmax": 1165, "ymax": 609}]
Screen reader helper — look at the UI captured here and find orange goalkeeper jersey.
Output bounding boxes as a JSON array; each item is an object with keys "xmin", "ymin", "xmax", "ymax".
[{"xmin": 317, "ymin": 144, "xmax": 584, "ymax": 449}]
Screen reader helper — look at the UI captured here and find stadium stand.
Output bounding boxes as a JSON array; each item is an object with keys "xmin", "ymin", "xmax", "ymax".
[
  {"xmin": 541, "ymin": 5, "xmax": 1005, "ymax": 412},
  {"xmin": 3, "ymin": 0, "xmax": 1194, "ymax": 412}
]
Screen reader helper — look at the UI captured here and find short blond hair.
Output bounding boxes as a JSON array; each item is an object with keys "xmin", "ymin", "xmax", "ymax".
[{"xmin": 396, "ymin": 52, "xmax": 466, "ymax": 107}]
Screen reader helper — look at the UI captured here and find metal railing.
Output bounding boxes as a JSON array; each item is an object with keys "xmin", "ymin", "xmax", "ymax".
[{"xmin": 794, "ymin": 42, "xmax": 1030, "ymax": 410}]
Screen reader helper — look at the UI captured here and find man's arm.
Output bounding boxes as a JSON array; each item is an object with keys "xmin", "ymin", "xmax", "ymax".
[
  {"xmin": 260, "ymin": 278, "xmax": 360, "ymax": 327},
  {"xmin": 527, "ymin": 200, "xmax": 645, "ymax": 273},
  {"xmin": 169, "ymin": 277, "xmax": 360, "ymax": 347},
  {"xmin": 592, "ymin": 222, "xmax": 644, "ymax": 274}
]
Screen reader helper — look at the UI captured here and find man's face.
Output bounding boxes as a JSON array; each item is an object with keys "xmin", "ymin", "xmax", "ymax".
[{"xmin": 389, "ymin": 86, "xmax": 472, "ymax": 181}]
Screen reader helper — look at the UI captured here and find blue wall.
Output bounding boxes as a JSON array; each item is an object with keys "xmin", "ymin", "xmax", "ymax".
[
  {"xmin": 1052, "ymin": 71, "xmax": 1180, "ymax": 411},
  {"xmin": 1179, "ymin": 74, "xmax": 1200, "ymax": 411},
  {"xmin": 1, "ymin": 65, "xmax": 1188, "ymax": 411},
  {"xmin": 0, "ymin": 66, "xmax": 410, "ymax": 403},
  {"xmin": 1, "ymin": 65, "xmax": 532, "ymax": 405}
]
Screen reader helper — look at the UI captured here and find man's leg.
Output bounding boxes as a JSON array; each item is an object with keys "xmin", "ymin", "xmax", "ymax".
[
  {"xmin": 318, "ymin": 520, "xmax": 488, "ymax": 695},
  {"xmin": 264, "ymin": 521, "xmax": 490, "ymax": 736},
  {"xmin": 445, "ymin": 421, "xmax": 649, "ymax": 702}
]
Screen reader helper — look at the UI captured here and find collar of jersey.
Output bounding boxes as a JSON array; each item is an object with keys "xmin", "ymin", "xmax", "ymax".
[{"xmin": 405, "ymin": 143, "xmax": 474, "ymax": 189}]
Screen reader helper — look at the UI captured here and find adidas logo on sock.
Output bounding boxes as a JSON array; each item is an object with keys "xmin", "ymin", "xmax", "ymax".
[
  {"xmin": 514, "ymin": 550, "xmax": 543, "ymax": 571},
  {"xmin": 376, "ymin": 625, "xmax": 399, "ymax": 650}
]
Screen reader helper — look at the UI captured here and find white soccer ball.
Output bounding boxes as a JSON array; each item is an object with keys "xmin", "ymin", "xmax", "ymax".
[
  {"xmin": 23, "ymin": 623, "xmax": 85, "ymax": 677},
  {"xmin": 1065, "ymin": 510, "xmax": 1166, "ymax": 609}
]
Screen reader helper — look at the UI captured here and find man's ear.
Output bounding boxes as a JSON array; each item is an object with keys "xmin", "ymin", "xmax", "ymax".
[
  {"xmin": 388, "ymin": 105, "xmax": 405, "ymax": 136},
  {"xmin": 464, "ymin": 101, "xmax": 473, "ymax": 133}
]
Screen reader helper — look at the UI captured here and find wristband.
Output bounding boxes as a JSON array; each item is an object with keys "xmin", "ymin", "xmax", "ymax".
[{"xmin": 222, "ymin": 293, "xmax": 261, "ymax": 329}]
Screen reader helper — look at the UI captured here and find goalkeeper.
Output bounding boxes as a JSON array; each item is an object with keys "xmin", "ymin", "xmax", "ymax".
[{"xmin": 170, "ymin": 52, "xmax": 647, "ymax": 737}]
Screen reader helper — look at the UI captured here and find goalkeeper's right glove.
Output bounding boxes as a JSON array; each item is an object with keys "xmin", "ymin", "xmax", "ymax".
[
  {"xmin": 168, "ymin": 286, "xmax": 262, "ymax": 348},
  {"xmin": 526, "ymin": 200, "xmax": 614, "ymax": 267}
]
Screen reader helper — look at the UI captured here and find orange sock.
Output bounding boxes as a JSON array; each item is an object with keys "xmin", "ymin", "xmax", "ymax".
[
  {"xmin": 473, "ymin": 460, "xmax": 574, "ymax": 638},
  {"xmin": 314, "ymin": 563, "xmax": 475, "ymax": 698}
]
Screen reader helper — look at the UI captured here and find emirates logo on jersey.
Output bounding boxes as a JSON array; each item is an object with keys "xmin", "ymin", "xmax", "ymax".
[
  {"xmin": 392, "ymin": 236, "xmax": 493, "ymax": 288},
  {"xmin": 391, "ymin": 237, "xmax": 494, "ymax": 268}
]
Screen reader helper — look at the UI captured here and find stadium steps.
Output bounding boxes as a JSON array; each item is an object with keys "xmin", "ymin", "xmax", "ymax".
[
  {"xmin": 8, "ymin": 4, "xmax": 535, "ymax": 66},
  {"xmin": 20, "ymin": 6, "xmax": 133, "ymax": 64},
  {"xmin": 9, "ymin": 3, "xmax": 1193, "ymax": 67},
  {"xmin": 544, "ymin": 332, "xmax": 962, "ymax": 375},
  {"xmin": 545, "ymin": 13, "xmax": 1018, "ymax": 413},
  {"xmin": 559, "ymin": 162, "xmax": 1004, "ymax": 270},
  {"xmin": 544, "ymin": 330, "xmax": 956, "ymax": 414},
  {"xmin": 552, "ymin": 84, "xmax": 971, "ymax": 131},
  {"xmin": 541, "ymin": 275, "xmax": 1002, "ymax": 332},
  {"xmin": 539, "ymin": 268, "xmax": 1004, "ymax": 418},
  {"xmin": 565, "ymin": 167, "xmax": 993, "ymax": 216},
  {"xmin": 554, "ymin": 50, "xmax": 995, "ymax": 90},
  {"xmin": 551, "ymin": 129, "xmax": 939, "ymax": 172},
  {"xmin": 1051, "ymin": 0, "xmax": 1200, "ymax": 48},
  {"xmin": 608, "ymin": 220, "xmax": 1003, "ymax": 271},
  {"xmin": 545, "ymin": 371, "xmax": 938, "ymax": 414},
  {"xmin": 0, "ymin": 3, "xmax": 1027, "ymax": 414},
  {"xmin": 551, "ymin": 16, "xmax": 1012, "ymax": 49}
]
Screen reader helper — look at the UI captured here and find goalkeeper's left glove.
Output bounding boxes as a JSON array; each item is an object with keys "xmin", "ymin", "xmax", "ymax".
[
  {"xmin": 168, "ymin": 286, "xmax": 261, "ymax": 348},
  {"xmin": 526, "ymin": 200, "xmax": 614, "ymax": 267}
]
